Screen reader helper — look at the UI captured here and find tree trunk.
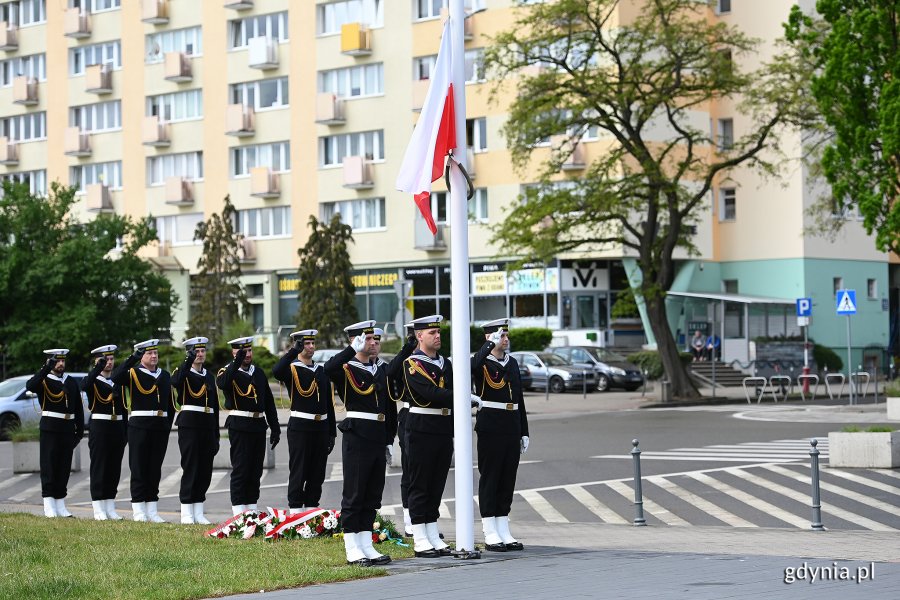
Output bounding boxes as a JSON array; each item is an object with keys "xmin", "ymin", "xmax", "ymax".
[{"xmin": 645, "ymin": 293, "xmax": 701, "ymax": 400}]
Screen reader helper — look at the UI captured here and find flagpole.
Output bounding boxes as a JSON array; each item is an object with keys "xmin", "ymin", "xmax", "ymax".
[{"xmin": 448, "ymin": 0, "xmax": 475, "ymax": 554}]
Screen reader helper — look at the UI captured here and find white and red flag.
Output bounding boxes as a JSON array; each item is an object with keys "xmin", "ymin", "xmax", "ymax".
[{"xmin": 395, "ymin": 19, "xmax": 457, "ymax": 235}]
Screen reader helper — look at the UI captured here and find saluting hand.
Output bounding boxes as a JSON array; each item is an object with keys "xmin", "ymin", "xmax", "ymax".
[
  {"xmin": 488, "ymin": 331, "xmax": 502, "ymax": 345},
  {"xmin": 292, "ymin": 338, "xmax": 304, "ymax": 351},
  {"xmin": 351, "ymin": 334, "xmax": 366, "ymax": 353}
]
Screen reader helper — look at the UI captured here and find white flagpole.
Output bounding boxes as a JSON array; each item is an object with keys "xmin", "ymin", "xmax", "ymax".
[{"xmin": 448, "ymin": 0, "xmax": 475, "ymax": 553}]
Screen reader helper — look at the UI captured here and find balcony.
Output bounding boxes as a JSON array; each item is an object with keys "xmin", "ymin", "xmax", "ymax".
[
  {"xmin": 85, "ymin": 64, "xmax": 112, "ymax": 94},
  {"xmin": 0, "ymin": 137, "xmax": 17, "ymax": 165},
  {"xmin": 12, "ymin": 76, "xmax": 38, "ymax": 106},
  {"xmin": 86, "ymin": 184, "xmax": 112, "ymax": 212},
  {"xmin": 341, "ymin": 23, "xmax": 371, "ymax": 56},
  {"xmin": 414, "ymin": 214, "xmax": 447, "ymax": 252},
  {"xmin": 315, "ymin": 93, "xmax": 345, "ymax": 126},
  {"xmin": 224, "ymin": 0, "xmax": 253, "ymax": 10},
  {"xmin": 250, "ymin": 167, "xmax": 279, "ymax": 199},
  {"xmin": 411, "ymin": 79, "xmax": 430, "ymax": 112},
  {"xmin": 164, "ymin": 52, "xmax": 192, "ymax": 82},
  {"xmin": 165, "ymin": 176, "xmax": 194, "ymax": 206},
  {"xmin": 142, "ymin": 116, "xmax": 170, "ymax": 147},
  {"xmin": 561, "ymin": 142, "xmax": 586, "ymax": 171},
  {"xmin": 64, "ymin": 127, "xmax": 91, "ymax": 157},
  {"xmin": 440, "ymin": 8, "xmax": 474, "ymax": 40},
  {"xmin": 142, "ymin": 0, "xmax": 169, "ymax": 24},
  {"xmin": 248, "ymin": 36, "xmax": 278, "ymax": 69},
  {"xmin": 342, "ymin": 156, "xmax": 373, "ymax": 190},
  {"xmin": 64, "ymin": 8, "xmax": 91, "ymax": 39},
  {"xmin": 225, "ymin": 104, "xmax": 255, "ymax": 137},
  {"xmin": 0, "ymin": 22, "xmax": 17, "ymax": 51},
  {"xmin": 239, "ymin": 238, "xmax": 256, "ymax": 263}
]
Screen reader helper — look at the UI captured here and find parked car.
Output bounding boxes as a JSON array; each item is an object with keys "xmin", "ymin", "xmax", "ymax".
[
  {"xmin": 509, "ymin": 352, "xmax": 596, "ymax": 393},
  {"xmin": 548, "ymin": 346, "xmax": 644, "ymax": 392},
  {"xmin": 0, "ymin": 373, "xmax": 91, "ymax": 440},
  {"xmin": 311, "ymin": 349, "xmax": 342, "ymax": 363},
  {"xmin": 518, "ymin": 363, "xmax": 533, "ymax": 390}
]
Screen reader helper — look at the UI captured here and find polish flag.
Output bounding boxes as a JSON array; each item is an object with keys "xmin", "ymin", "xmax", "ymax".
[{"xmin": 396, "ymin": 19, "xmax": 456, "ymax": 235}]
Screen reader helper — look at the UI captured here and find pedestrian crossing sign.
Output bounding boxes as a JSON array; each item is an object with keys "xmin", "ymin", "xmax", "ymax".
[{"xmin": 836, "ymin": 289, "xmax": 857, "ymax": 315}]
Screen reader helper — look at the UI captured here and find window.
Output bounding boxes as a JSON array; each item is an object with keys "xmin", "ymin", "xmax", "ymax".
[
  {"xmin": 70, "ymin": 161, "xmax": 122, "ymax": 192},
  {"xmin": 717, "ymin": 118, "xmax": 733, "ymax": 150},
  {"xmin": 430, "ymin": 192, "xmax": 449, "ymax": 225},
  {"xmin": 235, "ymin": 206, "xmax": 292, "ymax": 239},
  {"xmin": 466, "ymin": 117, "xmax": 487, "ymax": 152},
  {"xmin": 318, "ymin": 63, "xmax": 383, "ymax": 98},
  {"xmin": 833, "ymin": 277, "xmax": 844, "ymax": 294},
  {"xmin": 319, "ymin": 130, "xmax": 384, "ymax": 166},
  {"xmin": 723, "ymin": 279, "xmax": 738, "ymax": 294},
  {"xmin": 716, "ymin": 0, "xmax": 731, "ymax": 14},
  {"xmin": 469, "ymin": 187, "xmax": 488, "ymax": 223},
  {"xmin": 230, "ymin": 142, "xmax": 291, "ymax": 177},
  {"xmin": 719, "ymin": 187, "xmax": 736, "ymax": 221},
  {"xmin": 0, "ymin": 53, "xmax": 45, "ymax": 87},
  {"xmin": 0, "ymin": 169, "xmax": 45, "ymax": 195},
  {"xmin": 1, "ymin": 0, "xmax": 46, "ymax": 26},
  {"xmin": 229, "ymin": 12, "xmax": 289, "ymax": 49},
  {"xmin": 0, "ymin": 112, "xmax": 45, "ymax": 141},
  {"xmin": 317, "ymin": 0, "xmax": 383, "ymax": 35},
  {"xmin": 70, "ymin": 0, "xmax": 119, "ymax": 12},
  {"xmin": 69, "ymin": 41, "xmax": 121, "ymax": 76},
  {"xmin": 147, "ymin": 152, "xmax": 203, "ymax": 186},
  {"xmin": 146, "ymin": 90, "xmax": 203, "ymax": 123},
  {"xmin": 230, "ymin": 77, "xmax": 289, "ymax": 110},
  {"xmin": 69, "ymin": 101, "xmax": 120, "ymax": 133},
  {"xmin": 145, "ymin": 27, "xmax": 203, "ymax": 63},
  {"xmin": 155, "ymin": 212, "xmax": 203, "ymax": 246},
  {"xmin": 415, "ymin": 0, "xmax": 484, "ymax": 19},
  {"xmin": 321, "ymin": 198, "xmax": 385, "ymax": 231},
  {"xmin": 465, "ymin": 49, "xmax": 485, "ymax": 83},
  {"xmin": 413, "ymin": 55, "xmax": 435, "ymax": 80},
  {"xmin": 868, "ymin": 278, "xmax": 878, "ymax": 299}
]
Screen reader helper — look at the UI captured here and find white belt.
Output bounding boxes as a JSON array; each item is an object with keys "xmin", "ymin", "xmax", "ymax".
[
  {"xmin": 344, "ymin": 411, "xmax": 385, "ymax": 422},
  {"xmin": 291, "ymin": 411, "xmax": 328, "ymax": 421},
  {"xmin": 42, "ymin": 411, "xmax": 74, "ymax": 420},
  {"xmin": 482, "ymin": 401, "xmax": 519, "ymax": 411},
  {"xmin": 131, "ymin": 410, "xmax": 168, "ymax": 418},
  {"xmin": 230, "ymin": 410, "xmax": 265, "ymax": 418},
  {"xmin": 181, "ymin": 405, "xmax": 214, "ymax": 414},
  {"xmin": 401, "ymin": 402, "xmax": 410, "ymax": 409},
  {"xmin": 408, "ymin": 407, "xmax": 452, "ymax": 416},
  {"xmin": 91, "ymin": 414, "xmax": 124, "ymax": 421}
]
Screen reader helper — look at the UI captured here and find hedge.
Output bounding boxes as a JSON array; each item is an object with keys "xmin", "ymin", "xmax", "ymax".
[{"xmin": 626, "ymin": 350, "xmax": 692, "ymax": 380}]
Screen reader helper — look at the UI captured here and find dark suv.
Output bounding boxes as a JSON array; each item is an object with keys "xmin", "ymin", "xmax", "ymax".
[{"xmin": 549, "ymin": 346, "xmax": 644, "ymax": 392}]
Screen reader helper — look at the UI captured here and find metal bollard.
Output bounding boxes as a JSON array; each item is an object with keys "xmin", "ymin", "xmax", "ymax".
[
  {"xmin": 582, "ymin": 369, "xmax": 587, "ymax": 399},
  {"xmin": 809, "ymin": 438, "xmax": 825, "ymax": 531},
  {"xmin": 631, "ymin": 439, "xmax": 647, "ymax": 526}
]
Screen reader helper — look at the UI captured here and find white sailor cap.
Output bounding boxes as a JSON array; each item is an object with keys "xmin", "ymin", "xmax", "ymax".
[
  {"xmin": 373, "ymin": 327, "xmax": 384, "ymax": 340},
  {"xmin": 290, "ymin": 329, "xmax": 318, "ymax": 341},
  {"xmin": 228, "ymin": 336, "xmax": 254, "ymax": 349},
  {"xmin": 134, "ymin": 339, "xmax": 160, "ymax": 352},
  {"xmin": 404, "ymin": 321, "xmax": 415, "ymax": 335},
  {"xmin": 482, "ymin": 318, "xmax": 510, "ymax": 334},
  {"xmin": 90, "ymin": 344, "xmax": 118, "ymax": 356},
  {"xmin": 183, "ymin": 336, "xmax": 208, "ymax": 350},
  {"xmin": 343, "ymin": 320, "xmax": 376, "ymax": 337},
  {"xmin": 410, "ymin": 315, "xmax": 443, "ymax": 330},
  {"xmin": 43, "ymin": 348, "xmax": 70, "ymax": 360}
]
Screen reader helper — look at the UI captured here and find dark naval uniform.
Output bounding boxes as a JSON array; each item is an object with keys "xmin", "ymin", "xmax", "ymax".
[
  {"xmin": 471, "ymin": 341, "xmax": 529, "ymax": 520},
  {"xmin": 26, "ymin": 359, "xmax": 84, "ymax": 503},
  {"xmin": 324, "ymin": 346, "xmax": 397, "ymax": 534},
  {"xmin": 384, "ymin": 336, "xmax": 417, "ymax": 521},
  {"xmin": 172, "ymin": 356, "xmax": 219, "ymax": 506},
  {"xmin": 82, "ymin": 359, "xmax": 127, "ymax": 504},
  {"xmin": 216, "ymin": 352, "xmax": 280, "ymax": 508},
  {"xmin": 273, "ymin": 349, "xmax": 336, "ymax": 510}
]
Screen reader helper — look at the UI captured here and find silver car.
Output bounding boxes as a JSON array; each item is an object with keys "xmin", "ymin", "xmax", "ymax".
[
  {"xmin": 0, "ymin": 373, "xmax": 91, "ymax": 440},
  {"xmin": 509, "ymin": 352, "xmax": 596, "ymax": 393}
]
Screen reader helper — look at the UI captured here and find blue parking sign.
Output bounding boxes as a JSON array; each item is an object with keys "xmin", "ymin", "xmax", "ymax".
[{"xmin": 796, "ymin": 298, "xmax": 812, "ymax": 317}]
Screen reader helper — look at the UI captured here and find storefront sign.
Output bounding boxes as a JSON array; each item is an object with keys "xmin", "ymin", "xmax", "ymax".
[
  {"xmin": 473, "ymin": 271, "xmax": 508, "ymax": 296},
  {"xmin": 561, "ymin": 262, "xmax": 608, "ymax": 291},
  {"xmin": 351, "ymin": 270, "xmax": 399, "ymax": 289},
  {"xmin": 508, "ymin": 268, "xmax": 560, "ymax": 294}
]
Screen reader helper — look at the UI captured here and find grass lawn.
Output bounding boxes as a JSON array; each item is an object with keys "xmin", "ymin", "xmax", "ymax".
[{"xmin": 0, "ymin": 513, "xmax": 413, "ymax": 599}]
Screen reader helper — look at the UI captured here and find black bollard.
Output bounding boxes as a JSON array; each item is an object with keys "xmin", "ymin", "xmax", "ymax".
[
  {"xmin": 631, "ymin": 439, "xmax": 646, "ymax": 526},
  {"xmin": 809, "ymin": 438, "xmax": 824, "ymax": 531}
]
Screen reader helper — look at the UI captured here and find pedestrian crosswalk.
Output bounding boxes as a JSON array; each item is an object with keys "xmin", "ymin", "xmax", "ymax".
[{"xmin": 593, "ymin": 438, "xmax": 828, "ymax": 463}]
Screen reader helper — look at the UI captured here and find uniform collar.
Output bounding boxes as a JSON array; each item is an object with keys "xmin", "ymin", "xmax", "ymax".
[
  {"xmin": 190, "ymin": 366, "xmax": 207, "ymax": 376},
  {"xmin": 139, "ymin": 367, "xmax": 162, "ymax": 378},
  {"xmin": 291, "ymin": 360, "xmax": 321, "ymax": 371},
  {"xmin": 487, "ymin": 353, "xmax": 509, "ymax": 367},
  {"xmin": 347, "ymin": 359, "xmax": 377, "ymax": 374},
  {"xmin": 412, "ymin": 350, "xmax": 444, "ymax": 369},
  {"xmin": 97, "ymin": 375, "xmax": 113, "ymax": 386},
  {"xmin": 47, "ymin": 372, "xmax": 68, "ymax": 383},
  {"xmin": 238, "ymin": 364, "xmax": 256, "ymax": 377}
]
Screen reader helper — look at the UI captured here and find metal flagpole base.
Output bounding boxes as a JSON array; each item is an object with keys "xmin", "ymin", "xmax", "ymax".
[{"xmin": 452, "ymin": 548, "xmax": 482, "ymax": 560}]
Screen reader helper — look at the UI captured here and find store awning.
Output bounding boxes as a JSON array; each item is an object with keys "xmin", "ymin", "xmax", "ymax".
[{"xmin": 666, "ymin": 291, "xmax": 794, "ymax": 305}]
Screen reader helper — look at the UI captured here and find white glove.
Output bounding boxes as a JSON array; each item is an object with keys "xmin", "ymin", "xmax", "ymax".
[
  {"xmin": 351, "ymin": 334, "xmax": 366, "ymax": 353},
  {"xmin": 488, "ymin": 331, "xmax": 502, "ymax": 345},
  {"xmin": 385, "ymin": 445, "xmax": 394, "ymax": 466},
  {"xmin": 471, "ymin": 394, "xmax": 483, "ymax": 410},
  {"xmin": 520, "ymin": 436, "xmax": 530, "ymax": 454}
]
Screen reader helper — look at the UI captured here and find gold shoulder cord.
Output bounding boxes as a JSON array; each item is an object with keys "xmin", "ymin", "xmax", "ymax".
[
  {"xmin": 178, "ymin": 377, "xmax": 209, "ymax": 412},
  {"xmin": 342, "ymin": 364, "xmax": 374, "ymax": 395},
  {"xmin": 91, "ymin": 383, "xmax": 114, "ymax": 414},
  {"xmin": 403, "ymin": 358, "xmax": 431, "ymax": 408},
  {"xmin": 482, "ymin": 365, "xmax": 512, "ymax": 401},
  {"xmin": 41, "ymin": 380, "xmax": 67, "ymax": 410},
  {"xmin": 291, "ymin": 365, "xmax": 319, "ymax": 399},
  {"xmin": 130, "ymin": 369, "xmax": 160, "ymax": 408},
  {"xmin": 232, "ymin": 379, "xmax": 257, "ymax": 411}
]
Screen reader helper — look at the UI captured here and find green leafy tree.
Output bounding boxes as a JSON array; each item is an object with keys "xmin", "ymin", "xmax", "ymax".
[
  {"xmin": 0, "ymin": 181, "xmax": 177, "ymax": 375},
  {"xmin": 786, "ymin": 2, "xmax": 900, "ymax": 254},
  {"xmin": 188, "ymin": 196, "xmax": 248, "ymax": 345},
  {"xmin": 295, "ymin": 215, "xmax": 358, "ymax": 347},
  {"xmin": 484, "ymin": 0, "xmax": 807, "ymax": 398}
]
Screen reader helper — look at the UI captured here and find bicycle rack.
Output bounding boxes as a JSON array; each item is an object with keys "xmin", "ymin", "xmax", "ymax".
[
  {"xmin": 797, "ymin": 374, "xmax": 820, "ymax": 402},
  {"xmin": 849, "ymin": 371, "xmax": 870, "ymax": 402},
  {"xmin": 824, "ymin": 373, "xmax": 845, "ymax": 401},
  {"xmin": 742, "ymin": 376, "xmax": 769, "ymax": 404},
  {"xmin": 768, "ymin": 375, "xmax": 793, "ymax": 401}
]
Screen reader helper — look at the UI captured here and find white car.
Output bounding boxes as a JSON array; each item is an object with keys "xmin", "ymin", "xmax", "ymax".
[{"xmin": 0, "ymin": 373, "xmax": 91, "ymax": 440}]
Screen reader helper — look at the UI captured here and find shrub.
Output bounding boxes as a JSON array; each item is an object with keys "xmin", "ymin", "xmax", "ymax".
[
  {"xmin": 508, "ymin": 328, "xmax": 553, "ymax": 351},
  {"xmin": 866, "ymin": 425, "xmax": 895, "ymax": 433},
  {"xmin": 884, "ymin": 382, "xmax": 900, "ymax": 397},
  {"xmin": 812, "ymin": 344, "xmax": 843, "ymax": 372},
  {"xmin": 626, "ymin": 350, "xmax": 692, "ymax": 380},
  {"xmin": 10, "ymin": 421, "xmax": 40, "ymax": 442}
]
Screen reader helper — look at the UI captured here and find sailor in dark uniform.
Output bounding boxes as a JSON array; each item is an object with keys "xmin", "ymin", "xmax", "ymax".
[
  {"xmin": 27, "ymin": 348, "xmax": 84, "ymax": 518},
  {"xmin": 471, "ymin": 318, "xmax": 529, "ymax": 551},
  {"xmin": 216, "ymin": 336, "xmax": 280, "ymax": 515},
  {"xmin": 172, "ymin": 336, "xmax": 219, "ymax": 524},
  {"xmin": 324, "ymin": 320, "xmax": 396, "ymax": 567},
  {"xmin": 111, "ymin": 338, "xmax": 173, "ymax": 522},
  {"xmin": 82, "ymin": 344, "xmax": 127, "ymax": 521},
  {"xmin": 272, "ymin": 329, "xmax": 336, "ymax": 514}
]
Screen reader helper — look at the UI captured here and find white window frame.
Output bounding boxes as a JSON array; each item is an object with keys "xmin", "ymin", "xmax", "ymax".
[
  {"xmin": 69, "ymin": 0, "xmax": 119, "ymax": 13},
  {"xmin": 146, "ymin": 90, "xmax": 203, "ymax": 123},
  {"xmin": 719, "ymin": 187, "xmax": 736, "ymax": 221},
  {"xmin": 230, "ymin": 141, "xmax": 291, "ymax": 178},
  {"xmin": 716, "ymin": 0, "xmax": 731, "ymax": 15},
  {"xmin": 319, "ymin": 130, "xmax": 384, "ymax": 167},
  {"xmin": 1, "ymin": 0, "xmax": 46, "ymax": 27},
  {"xmin": 321, "ymin": 198, "xmax": 385, "ymax": 232},
  {"xmin": 465, "ymin": 48, "xmax": 485, "ymax": 83},
  {"xmin": 0, "ymin": 169, "xmax": 46, "ymax": 195},
  {"xmin": 155, "ymin": 212, "xmax": 203, "ymax": 247},
  {"xmin": 69, "ymin": 41, "xmax": 121, "ymax": 77},
  {"xmin": 466, "ymin": 117, "xmax": 487, "ymax": 152},
  {"xmin": 717, "ymin": 118, "xmax": 734, "ymax": 150},
  {"xmin": 317, "ymin": 63, "xmax": 384, "ymax": 99},
  {"xmin": 0, "ymin": 53, "xmax": 46, "ymax": 87},
  {"xmin": 70, "ymin": 161, "xmax": 122, "ymax": 192},
  {"xmin": 317, "ymin": 0, "xmax": 384, "ymax": 36},
  {"xmin": 235, "ymin": 206, "xmax": 292, "ymax": 239},
  {"xmin": 146, "ymin": 151, "xmax": 204, "ymax": 187},
  {"xmin": 468, "ymin": 187, "xmax": 488, "ymax": 223},
  {"xmin": 230, "ymin": 77, "xmax": 289, "ymax": 111},
  {"xmin": 867, "ymin": 278, "xmax": 878, "ymax": 299},
  {"xmin": 0, "ymin": 111, "xmax": 45, "ymax": 142},
  {"xmin": 228, "ymin": 11, "xmax": 289, "ymax": 49},
  {"xmin": 145, "ymin": 26, "xmax": 203, "ymax": 64},
  {"xmin": 69, "ymin": 101, "xmax": 120, "ymax": 134}
]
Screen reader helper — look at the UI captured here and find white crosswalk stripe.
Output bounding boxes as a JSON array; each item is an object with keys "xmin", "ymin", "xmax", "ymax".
[
  {"xmin": 564, "ymin": 484, "xmax": 628, "ymax": 524},
  {"xmin": 594, "ymin": 438, "xmax": 828, "ymax": 463},
  {"xmin": 764, "ymin": 465, "xmax": 900, "ymax": 517},
  {"xmin": 685, "ymin": 472, "xmax": 810, "ymax": 528},
  {"xmin": 819, "ymin": 467, "xmax": 900, "ymax": 497},
  {"xmin": 519, "ymin": 490, "xmax": 568, "ymax": 523},
  {"xmin": 0, "ymin": 473, "xmax": 33, "ymax": 493},
  {"xmin": 645, "ymin": 474, "xmax": 755, "ymax": 528},
  {"xmin": 606, "ymin": 480, "xmax": 690, "ymax": 526}
]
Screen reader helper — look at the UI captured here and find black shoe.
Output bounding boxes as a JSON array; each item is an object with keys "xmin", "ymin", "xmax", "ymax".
[
  {"xmin": 347, "ymin": 558, "xmax": 374, "ymax": 567},
  {"xmin": 439, "ymin": 532, "xmax": 445, "ymax": 539},
  {"xmin": 504, "ymin": 542, "xmax": 524, "ymax": 551},
  {"xmin": 436, "ymin": 546, "xmax": 453, "ymax": 556},
  {"xmin": 414, "ymin": 548, "xmax": 442, "ymax": 558},
  {"xmin": 371, "ymin": 554, "xmax": 392, "ymax": 565},
  {"xmin": 484, "ymin": 543, "xmax": 508, "ymax": 552}
]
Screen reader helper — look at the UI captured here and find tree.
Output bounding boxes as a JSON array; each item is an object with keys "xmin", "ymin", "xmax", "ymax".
[
  {"xmin": 786, "ymin": 1, "xmax": 900, "ymax": 255},
  {"xmin": 0, "ymin": 181, "xmax": 177, "ymax": 375},
  {"xmin": 295, "ymin": 215, "xmax": 358, "ymax": 347},
  {"xmin": 188, "ymin": 196, "xmax": 248, "ymax": 345},
  {"xmin": 484, "ymin": 0, "xmax": 806, "ymax": 398}
]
